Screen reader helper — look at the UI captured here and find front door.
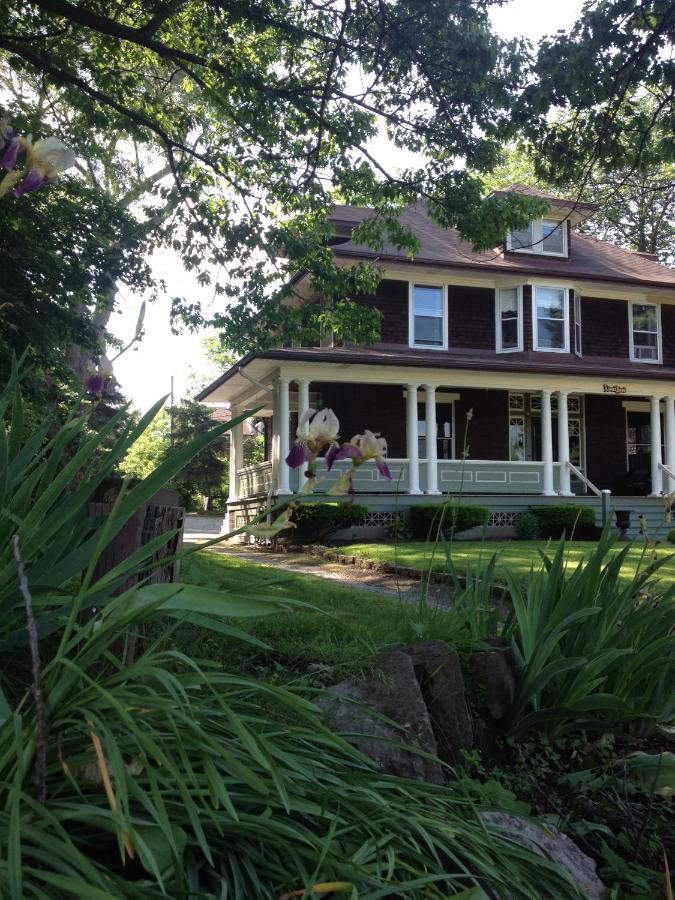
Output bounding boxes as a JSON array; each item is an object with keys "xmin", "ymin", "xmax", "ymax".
[
  {"xmin": 626, "ymin": 411, "xmax": 663, "ymax": 493},
  {"xmin": 509, "ymin": 393, "xmax": 585, "ymax": 489},
  {"xmin": 418, "ymin": 402, "xmax": 455, "ymax": 459}
]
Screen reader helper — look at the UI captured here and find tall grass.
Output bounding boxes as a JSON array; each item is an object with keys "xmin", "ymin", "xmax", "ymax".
[
  {"xmin": 503, "ymin": 530, "xmax": 675, "ymax": 737},
  {"xmin": 0, "ymin": 366, "xmax": 583, "ymax": 898}
]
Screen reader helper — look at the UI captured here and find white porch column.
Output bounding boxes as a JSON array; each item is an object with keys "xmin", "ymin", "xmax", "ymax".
[
  {"xmin": 650, "ymin": 394, "xmax": 664, "ymax": 496},
  {"xmin": 227, "ymin": 407, "xmax": 243, "ymax": 503},
  {"xmin": 405, "ymin": 383, "xmax": 422, "ymax": 494},
  {"xmin": 541, "ymin": 389, "xmax": 556, "ymax": 496},
  {"xmin": 665, "ymin": 396, "xmax": 675, "ymax": 493},
  {"xmin": 277, "ymin": 377, "xmax": 291, "ymax": 495},
  {"xmin": 424, "ymin": 384, "xmax": 440, "ymax": 495},
  {"xmin": 297, "ymin": 379, "xmax": 311, "ymax": 491},
  {"xmin": 557, "ymin": 390, "xmax": 573, "ymax": 496}
]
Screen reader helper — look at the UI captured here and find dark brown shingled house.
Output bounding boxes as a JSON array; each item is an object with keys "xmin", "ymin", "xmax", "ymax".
[{"xmin": 198, "ymin": 187, "xmax": 675, "ymax": 538}]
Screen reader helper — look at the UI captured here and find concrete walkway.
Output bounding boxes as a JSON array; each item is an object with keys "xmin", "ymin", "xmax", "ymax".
[{"xmin": 197, "ymin": 544, "xmax": 452, "ymax": 606}]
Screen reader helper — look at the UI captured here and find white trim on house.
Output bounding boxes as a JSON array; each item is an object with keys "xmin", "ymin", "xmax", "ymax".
[
  {"xmin": 531, "ymin": 284, "xmax": 570, "ymax": 353},
  {"xmin": 495, "ymin": 285, "xmax": 524, "ymax": 353},
  {"xmin": 506, "ymin": 216, "xmax": 568, "ymax": 258},
  {"xmin": 628, "ymin": 299, "xmax": 662, "ymax": 364}
]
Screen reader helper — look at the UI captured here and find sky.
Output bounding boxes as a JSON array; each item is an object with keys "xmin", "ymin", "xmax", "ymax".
[{"xmin": 109, "ymin": 0, "xmax": 585, "ymax": 413}]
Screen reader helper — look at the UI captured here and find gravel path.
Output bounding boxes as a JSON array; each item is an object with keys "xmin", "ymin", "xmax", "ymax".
[{"xmin": 198, "ymin": 544, "xmax": 452, "ymax": 606}]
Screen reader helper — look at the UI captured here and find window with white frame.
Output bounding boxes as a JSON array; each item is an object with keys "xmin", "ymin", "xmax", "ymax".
[
  {"xmin": 574, "ymin": 293, "xmax": 582, "ymax": 356},
  {"xmin": 410, "ymin": 284, "xmax": 445, "ymax": 348},
  {"xmin": 533, "ymin": 285, "xmax": 569, "ymax": 352},
  {"xmin": 629, "ymin": 302, "xmax": 661, "ymax": 363},
  {"xmin": 507, "ymin": 217, "xmax": 568, "ymax": 257},
  {"xmin": 495, "ymin": 287, "xmax": 523, "ymax": 352}
]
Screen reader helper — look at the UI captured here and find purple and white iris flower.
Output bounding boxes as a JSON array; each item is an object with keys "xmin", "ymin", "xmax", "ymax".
[
  {"xmin": 328, "ymin": 429, "xmax": 392, "ymax": 480},
  {"xmin": 85, "ymin": 356, "xmax": 117, "ymax": 398},
  {"xmin": 0, "ymin": 126, "xmax": 76, "ymax": 199},
  {"xmin": 286, "ymin": 408, "xmax": 340, "ymax": 470}
]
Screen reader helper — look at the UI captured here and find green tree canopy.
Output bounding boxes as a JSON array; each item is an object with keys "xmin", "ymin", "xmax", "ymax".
[{"xmin": 0, "ymin": 0, "xmax": 547, "ymax": 355}]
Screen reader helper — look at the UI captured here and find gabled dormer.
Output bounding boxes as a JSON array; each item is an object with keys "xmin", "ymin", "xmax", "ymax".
[{"xmin": 492, "ymin": 184, "xmax": 599, "ymax": 260}]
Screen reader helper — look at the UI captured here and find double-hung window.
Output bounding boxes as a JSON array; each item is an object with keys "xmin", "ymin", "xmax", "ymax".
[
  {"xmin": 507, "ymin": 218, "xmax": 568, "ymax": 257},
  {"xmin": 495, "ymin": 287, "xmax": 523, "ymax": 352},
  {"xmin": 574, "ymin": 293, "xmax": 582, "ymax": 356},
  {"xmin": 508, "ymin": 221, "xmax": 533, "ymax": 252},
  {"xmin": 410, "ymin": 284, "xmax": 445, "ymax": 348},
  {"xmin": 629, "ymin": 302, "xmax": 661, "ymax": 363},
  {"xmin": 533, "ymin": 285, "xmax": 569, "ymax": 352}
]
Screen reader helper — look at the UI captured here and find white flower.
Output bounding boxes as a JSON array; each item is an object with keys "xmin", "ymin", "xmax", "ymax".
[{"xmin": 30, "ymin": 136, "xmax": 76, "ymax": 178}]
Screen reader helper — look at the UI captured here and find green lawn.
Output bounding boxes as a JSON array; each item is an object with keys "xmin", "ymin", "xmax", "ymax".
[
  {"xmin": 176, "ymin": 549, "xmax": 468, "ymax": 677},
  {"xmin": 338, "ymin": 540, "xmax": 675, "ymax": 584}
]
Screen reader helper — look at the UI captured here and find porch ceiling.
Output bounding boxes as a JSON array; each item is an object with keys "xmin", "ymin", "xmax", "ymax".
[{"xmin": 197, "ymin": 345, "xmax": 675, "ymax": 406}]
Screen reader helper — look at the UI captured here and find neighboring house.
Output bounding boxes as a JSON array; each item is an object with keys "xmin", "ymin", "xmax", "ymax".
[{"xmin": 197, "ymin": 186, "xmax": 675, "ymax": 537}]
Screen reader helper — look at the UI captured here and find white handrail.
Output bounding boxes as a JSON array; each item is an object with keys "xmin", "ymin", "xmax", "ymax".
[
  {"xmin": 566, "ymin": 460, "xmax": 603, "ymax": 497},
  {"xmin": 658, "ymin": 461, "xmax": 675, "ymax": 481}
]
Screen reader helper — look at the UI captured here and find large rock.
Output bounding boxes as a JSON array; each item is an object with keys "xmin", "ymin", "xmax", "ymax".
[
  {"xmin": 318, "ymin": 649, "xmax": 444, "ymax": 783},
  {"xmin": 468, "ymin": 648, "xmax": 516, "ymax": 722},
  {"xmin": 400, "ymin": 641, "xmax": 473, "ymax": 764},
  {"xmin": 480, "ymin": 812, "xmax": 604, "ymax": 899}
]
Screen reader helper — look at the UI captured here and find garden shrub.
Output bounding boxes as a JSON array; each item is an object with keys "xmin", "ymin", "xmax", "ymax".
[
  {"xmin": 529, "ymin": 504, "xmax": 596, "ymax": 539},
  {"xmin": 410, "ymin": 503, "xmax": 489, "ymax": 539},
  {"xmin": 385, "ymin": 514, "xmax": 412, "ymax": 541},
  {"xmin": 513, "ymin": 511, "xmax": 541, "ymax": 540},
  {"xmin": 668, "ymin": 528, "xmax": 675, "ymax": 544},
  {"xmin": 293, "ymin": 501, "xmax": 367, "ymax": 541}
]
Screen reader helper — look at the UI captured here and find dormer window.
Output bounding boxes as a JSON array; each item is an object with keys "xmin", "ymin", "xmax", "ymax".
[{"xmin": 506, "ymin": 217, "xmax": 568, "ymax": 257}]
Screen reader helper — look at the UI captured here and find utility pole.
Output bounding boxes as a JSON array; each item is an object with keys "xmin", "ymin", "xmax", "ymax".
[{"xmin": 169, "ymin": 374, "xmax": 174, "ymax": 448}]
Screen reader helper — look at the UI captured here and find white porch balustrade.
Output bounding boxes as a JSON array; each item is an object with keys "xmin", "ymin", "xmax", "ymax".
[{"xmin": 230, "ymin": 377, "xmax": 674, "ymax": 503}]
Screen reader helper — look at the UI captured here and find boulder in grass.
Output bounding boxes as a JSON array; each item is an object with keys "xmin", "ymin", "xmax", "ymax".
[
  {"xmin": 318, "ymin": 649, "xmax": 444, "ymax": 784},
  {"xmin": 480, "ymin": 812, "xmax": 604, "ymax": 900},
  {"xmin": 400, "ymin": 641, "xmax": 474, "ymax": 764}
]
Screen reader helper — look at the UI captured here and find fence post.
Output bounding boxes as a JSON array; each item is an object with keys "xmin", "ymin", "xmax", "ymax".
[{"xmin": 601, "ymin": 489, "xmax": 612, "ymax": 527}]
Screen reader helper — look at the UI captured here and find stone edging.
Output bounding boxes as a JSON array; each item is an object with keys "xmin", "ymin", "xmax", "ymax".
[{"xmin": 302, "ymin": 544, "xmax": 507, "ymax": 601}]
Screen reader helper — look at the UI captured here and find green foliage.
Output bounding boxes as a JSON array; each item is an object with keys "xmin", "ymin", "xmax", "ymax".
[
  {"xmin": 0, "ymin": 171, "xmax": 152, "ymax": 409},
  {"xmin": 410, "ymin": 504, "xmax": 490, "ymax": 540},
  {"xmin": 0, "ymin": 367, "xmax": 582, "ymax": 898},
  {"xmin": 503, "ymin": 532, "xmax": 675, "ymax": 737},
  {"xmin": 464, "ymin": 735, "xmax": 674, "ymax": 898},
  {"xmin": 121, "ymin": 408, "xmax": 170, "ymax": 480},
  {"xmin": 0, "ymin": 0, "xmax": 549, "ymax": 354},
  {"xmin": 514, "ymin": 511, "xmax": 541, "ymax": 541},
  {"xmin": 167, "ymin": 400, "xmax": 228, "ymax": 510},
  {"xmin": 667, "ymin": 527, "xmax": 675, "ymax": 545},
  {"xmin": 526, "ymin": 3, "xmax": 675, "ymax": 188},
  {"xmin": 529, "ymin": 504, "xmax": 596, "ymax": 540},
  {"xmin": 293, "ymin": 501, "xmax": 367, "ymax": 542},
  {"xmin": 0, "ymin": 360, "xmax": 240, "ymax": 673},
  {"xmin": 386, "ymin": 514, "xmax": 413, "ymax": 541}
]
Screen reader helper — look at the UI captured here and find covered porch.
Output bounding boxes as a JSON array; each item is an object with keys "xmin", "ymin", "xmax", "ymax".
[{"xmin": 204, "ymin": 356, "xmax": 675, "ymax": 520}]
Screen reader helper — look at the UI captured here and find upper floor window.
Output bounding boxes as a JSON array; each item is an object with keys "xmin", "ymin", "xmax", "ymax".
[
  {"xmin": 495, "ymin": 287, "xmax": 523, "ymax": 352},
  {"xmin": 410, "ymin": 284, "xmax": 446, "ymax": 348},
  {"xmin": 574, "ymin": 293, "xmax": 582, "ymax": 356},
  {"xmin": 532, "ymin": 285, "xmax": 569, "ymax": 352},
  {"xmin": 507, "ymin": 218, "xmax": 568, "ymax": 257},
  {"xmin": 629, "ymin": 301, "xmax": 661, "ymax": 363}
]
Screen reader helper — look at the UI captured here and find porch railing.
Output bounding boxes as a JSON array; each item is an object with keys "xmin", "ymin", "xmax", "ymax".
[
  {"xmin": 566, "ymin": 461, "xmax": 612, "ymax": 524},
  {"xmin": 236, "ymin": 461, "xmax": 273, "ymax": 497},
  {"xmin": 566, "ymin": 461, "xmax": 601, "ymax": 497},
  {"xmin": 658, "ymin": 462, "xmax": 675, "ymax": 494}
]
